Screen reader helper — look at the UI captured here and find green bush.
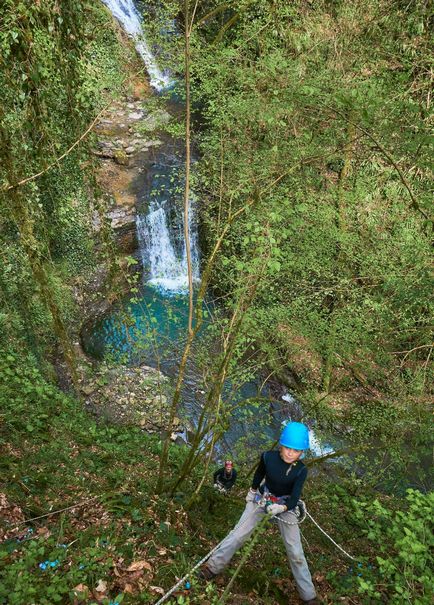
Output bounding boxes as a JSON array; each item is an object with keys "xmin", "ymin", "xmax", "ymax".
[{"xmin": 354, "ymin": 490, "xmax": 434, "ymax": 603}]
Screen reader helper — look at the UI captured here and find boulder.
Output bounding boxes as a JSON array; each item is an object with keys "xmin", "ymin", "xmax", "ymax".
[{"xmin": 107, "ymin": 208, "xmax": 137, "ymax": 253}]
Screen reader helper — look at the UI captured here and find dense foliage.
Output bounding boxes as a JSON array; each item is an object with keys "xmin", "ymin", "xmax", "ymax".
[
  {"xmin": 0, "ymin": 1, "xmax": 432, "ymax": 604},
  {"xmin": 175, "ymin": 0, "xmax": 434, "ymax": 475},
  {"xmin": 0, "ymin": 0, "xmax": 128, "ymax": 370}
]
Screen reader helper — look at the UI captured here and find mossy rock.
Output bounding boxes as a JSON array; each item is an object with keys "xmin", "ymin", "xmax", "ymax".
[{"xmin": 113, "ymin": 149, "xmax": 129, "ymax": 166}]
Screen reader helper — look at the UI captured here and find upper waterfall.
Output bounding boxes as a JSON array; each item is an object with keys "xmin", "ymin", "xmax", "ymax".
[{"xmin": 101, "ymin": 0, "xmax": 171, "ymax": 91}]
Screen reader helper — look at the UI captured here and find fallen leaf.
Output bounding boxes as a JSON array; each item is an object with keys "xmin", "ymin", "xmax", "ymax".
[
  {"xmin": 95, "ymin": 579, "xmax": 107, "ymax": 593},
  {"xmin": 36, "ymin": 527, "xmax": 51, "ymax": 538},
  {"xmin": 73, "ymin": 584, "xmax": 89, "ymax": 595},
  {"xmin": 127, "ymin": 560, "xmax": 152, "ymax": 572},
  {"xmin": 150, "ymin": 586, "xmax": 165, "ymax": 595}
]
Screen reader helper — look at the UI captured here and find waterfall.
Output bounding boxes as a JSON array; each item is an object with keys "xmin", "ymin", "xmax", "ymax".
[
  {"xmin": 137, "ymin": 196, "xmax": 200, "ymax": 292},
  {"xmin": 101, "ymin": 0, "xmax": 171, "ymax": 91},
  {"xmin": 103, "ymin": 0, "xmax": 200, "ymax": 293}
]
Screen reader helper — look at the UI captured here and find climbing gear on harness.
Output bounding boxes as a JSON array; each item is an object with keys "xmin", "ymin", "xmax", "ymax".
[
  {"xmin": 255, "ymin": 487, "xmax": 307, "ymax": 524},
  {"xmin": 273, "ymin": 501, "xmax": 307, "ymax": 525},
  {"xmin": 279, "ymin": 421, "xmax": 310, "ymax": 450},
  {"xmin": 265, "ymin": 502, "xmax": 287, "ymax": 516},
  {"xmin": 245, "ymin": 487, "xmax": 257, "ymax": 502}
]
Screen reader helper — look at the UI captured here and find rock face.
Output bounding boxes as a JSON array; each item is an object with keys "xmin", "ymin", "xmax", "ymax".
[
  {"xmin": 82, "ymin": 363, "xmax": 174, "ymax": 432},
  {"xmin": 106, "ymin": 207, "xmax": 138, "ymax": 253},
  {"xmin": 92, "ymin": 97, "xmax": 173, "ymax": 255}
]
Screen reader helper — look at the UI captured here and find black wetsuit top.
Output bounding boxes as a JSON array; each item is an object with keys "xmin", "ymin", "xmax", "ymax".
[
  {"xmin": 213, "ymin": 467, "xmax": 237, "ymax": 490},
  {"xmin": 251, "ymin": 450, "xmax": 307, "ymax": 511}
]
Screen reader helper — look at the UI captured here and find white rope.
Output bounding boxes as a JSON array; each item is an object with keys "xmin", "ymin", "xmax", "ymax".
[
  {"xmin": 153, "ymin": 501, "xmax": 262, "ymax": 605},
  {"xmin": 305, "ymin": 510, "xmax": 356, "ymax": 561},
  {"xmin": 153, "ymin": 498, "xmax": 356, "ymax": 604}
]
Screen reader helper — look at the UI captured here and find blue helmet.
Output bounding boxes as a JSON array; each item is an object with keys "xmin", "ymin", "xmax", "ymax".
[{"xmin": 279, "ymin": 422, "xmax": 310, "ymax": 450}]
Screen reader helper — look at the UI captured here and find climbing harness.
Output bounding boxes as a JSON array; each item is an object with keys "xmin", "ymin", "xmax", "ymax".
[
  {"xmin": 255, "ymin": 487, "xmax": 307, "ymax": 524},
  {"xmin": 153, "ymin": 494, "xmax": 355, "ymax": 604}
]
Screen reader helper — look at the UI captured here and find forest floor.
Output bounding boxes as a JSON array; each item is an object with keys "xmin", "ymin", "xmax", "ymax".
[{"xmin": 0, "ymin": 358, "xmax": 372, "ymax": 605}]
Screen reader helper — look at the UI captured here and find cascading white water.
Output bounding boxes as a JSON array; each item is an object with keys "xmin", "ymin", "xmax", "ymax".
[
  {"xmin": 137, "ymin": 197, "xmax": 200, "ymax": 292},
  {"xmin": 103, "ymin": 0, "xmax": 200, "ymax": 293},
  {"xmin": 101, "ymin": 0, "xmax": 171, "ymax": 90}
]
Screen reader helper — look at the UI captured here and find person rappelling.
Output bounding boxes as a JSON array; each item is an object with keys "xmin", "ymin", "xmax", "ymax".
[
  {"xmin": 213, "ymin": 459, "xmax": 237, "ymax": 494},
  {"xmin": 198, "ymin": 422, "xmax": 320, "ymax": 605}
]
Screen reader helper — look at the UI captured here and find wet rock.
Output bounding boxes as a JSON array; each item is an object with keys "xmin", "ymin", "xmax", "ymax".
[
  {"xmin": 113, "ymin": 150, "xmax": 129, "ymax": 166},
  {"xmin": 109, "ymin": 205, "xmax": 135, "ymax": 230},
  {"xmin": 128, "ymin": 111, "xmax": 145, "ymax": 121},
  {"xmin": 92, "ymin": 149, "xmax": 115, "ymax": 159},
  {"xmin": 143, "ymin": 139, "xmax": 163, "ymax": 148}
]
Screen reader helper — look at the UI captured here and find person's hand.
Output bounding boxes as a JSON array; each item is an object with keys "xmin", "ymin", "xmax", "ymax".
[
  {"xmin": 246, "ymin": 488, "xmax": 257, "ymax": 503},
  {"xmin": 265, "ymin": 503, "xmax": 287, "ymax": 516}
]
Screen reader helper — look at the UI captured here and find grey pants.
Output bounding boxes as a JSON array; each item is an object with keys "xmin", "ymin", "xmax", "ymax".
[{"xmin": 207, "ymin": 501, "xmax": 316, "ymax": 601}]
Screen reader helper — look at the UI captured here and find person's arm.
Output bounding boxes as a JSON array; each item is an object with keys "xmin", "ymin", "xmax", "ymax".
[
  {"xmin": 284, "ymin": 466, "xmax": 308, "ymax": 511},
  {"xmin": 213, "ymin": 468, "xmax": 222, "ymax": 483},
  {"xmin": 251, "ymin": 454, "xmax": 266, "ymax": 490}
]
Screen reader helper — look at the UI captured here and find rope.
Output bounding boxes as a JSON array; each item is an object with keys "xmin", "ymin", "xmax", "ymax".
[
  {"xmin": 153, "ymin": 497, "xmax": 356, "ymax": 604},
  {"xmin": 153, "ymin": 501, "xmax": 262, "ymax": 605},
  {"xmin": 305, "ymin": 510, "xmax": 356, "ymax": 561},
  {"xmin": 153, "ymin": 539, "xmax": 224, "ymax": 605},
  {"xmin": 273, "ymin": 500, "xmax": 307, "ymax": 525}
]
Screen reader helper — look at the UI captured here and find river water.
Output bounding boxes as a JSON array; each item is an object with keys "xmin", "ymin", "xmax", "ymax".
[{"xmin": 85, "ymin": 0, "xmax": 337, "ymax": 461}]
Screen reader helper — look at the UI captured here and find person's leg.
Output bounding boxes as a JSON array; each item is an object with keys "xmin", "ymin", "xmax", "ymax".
[
  {"xmin": 277, "ymin": 512, "xmax": 316, "ymax": 602},
  {"xmin": 206, "ymin": 502, "xmax": 264, "ymax": 574}
]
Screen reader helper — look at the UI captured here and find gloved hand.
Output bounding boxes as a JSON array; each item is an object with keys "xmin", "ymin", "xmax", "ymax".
[
  {"xmin": 246, "ymin": 488, "xmax": 257, "ymax": 503},
  {"xmin": 265, "ymin": 503, "xmax": 287, "ymax": 516}
]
